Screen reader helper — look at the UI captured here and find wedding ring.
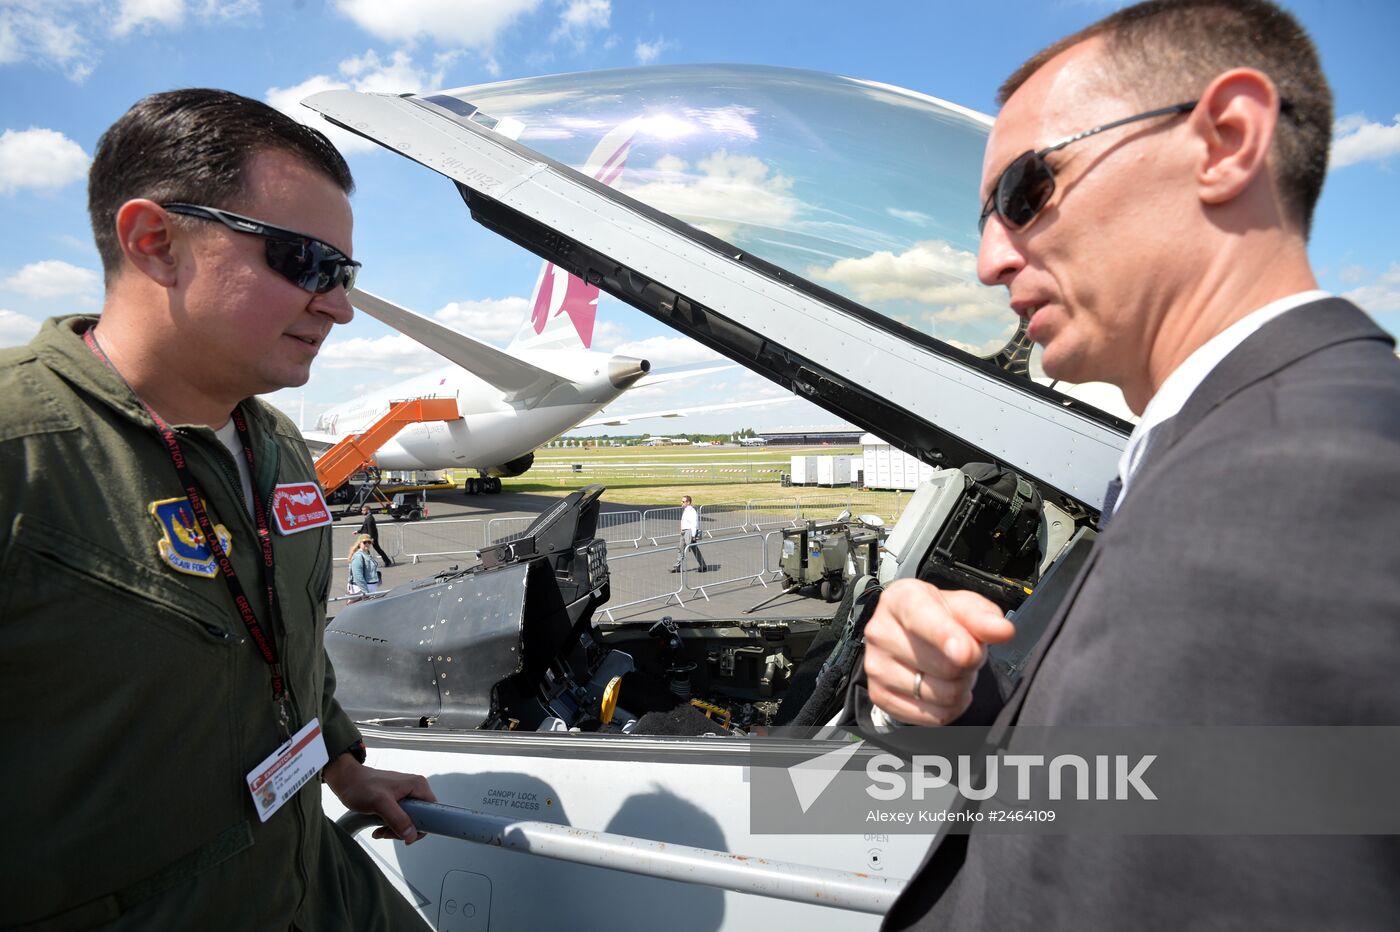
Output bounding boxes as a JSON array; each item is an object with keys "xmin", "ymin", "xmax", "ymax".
[{"xmin": 911, "ymin": 670, "xmax": 924, "ymax": 700}]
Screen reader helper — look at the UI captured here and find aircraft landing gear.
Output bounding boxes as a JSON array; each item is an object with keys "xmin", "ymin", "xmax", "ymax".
[
  {"xmin": 465, "ymin": 477, "xmax": 478, "ymax": 495},
  {"xmin": 465, "ymin": 477, "xmax": 501, "ymax": 494}
]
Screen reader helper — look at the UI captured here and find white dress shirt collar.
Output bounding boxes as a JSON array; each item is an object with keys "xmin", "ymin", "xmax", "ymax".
[{"xmin": 1116, "ymin": 290, "xmax": 1329, "ymax": 501}]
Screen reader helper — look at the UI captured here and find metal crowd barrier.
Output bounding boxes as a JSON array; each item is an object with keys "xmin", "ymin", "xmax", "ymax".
[
  {"xmin": 846, "ymin": 489, "xmax": 906, "ymax": 526},
  {"xmin": 397, "ymin": 518, "xmax": 485, "ymax": 565},
  {"xmin": 332, "ymin": 521, "xmax": 403, "ymax": 564},
  {"xmin": 698, "ymin": 500, "xmax": 749, "ymax": 539},
  {"xmin": 796, "ymin": 496, "xmax": 853, "ymax": 522},
  {"xmin": 487, "ymin": 516, "xmax": 535, "ymax": 545},
  {"xmin": 601, "ymin": 544, "xmax": 686, "ymax": 621},
  {"xmin": 682, "ymin": 532, "xmax": 771, "ymax": 600},
  {"xmin": 331, "ymin": 493, "xmax": 909, "ymax": 613},
  {"xmin": 642, "ymin": 506, "xmax": 683, "ymax": 547},
  {"xmin": 339, "ymin": 799, "xmax": 902, "ymax": 915},
  {"xmin": 597, "ymin": 509, "xmax": 643, "ymax": 549},
  {"xmin": 761, "ymin": 529, "xmax": 788, "ymax": 578},
  {"xmin": 746, "ymin": 498, "xmax": 801, "ymax": 531}
]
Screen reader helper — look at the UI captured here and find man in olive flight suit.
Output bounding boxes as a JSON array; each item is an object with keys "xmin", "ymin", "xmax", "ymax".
[{"xmin": 0, "ymin": 89, "xmax": 434, "ymax": 929}]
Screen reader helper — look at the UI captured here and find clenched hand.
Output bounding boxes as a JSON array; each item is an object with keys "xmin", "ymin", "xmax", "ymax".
[{"xmin": 863, "ymin": 578, "xmax": 1015, "ymax": 726}]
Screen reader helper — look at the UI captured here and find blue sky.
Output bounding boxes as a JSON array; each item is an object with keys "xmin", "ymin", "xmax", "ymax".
[{"xmin": 1, "ymin": 0, "xmax": 1396, "ymax": 435}]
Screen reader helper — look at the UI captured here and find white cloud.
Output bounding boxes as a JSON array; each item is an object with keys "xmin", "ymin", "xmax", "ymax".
[
  {"xmin": 0, "ymin": 309, "xmax": 42, "ymax": 346},
  {"xmin": 620, "ymin": 150, "xmax": 798, "ymax": 240},
  {"xmin": 112, "ymin": 0, "xmax": 185, "ymax": 37},
  {"xmin": 592, "ymin": 318, "xmax": 624, "ymax": 347},
  {"xmin": 333, "ymin": 0, "xmax": 540, "ymax": 48},
  {"xmin": 635, "ymin": 36, "xmax": 671, "ymax": 64},
  {"xmin": 432, "ymin": 296, "xmax": 530, "ymax": 344},
  {"xmin": 1331, "ymin": 113, "xmax": 1400, "ymax": 170},
  {"xmin": 613, "ymin": 334, "xmax": 721, "ymax": 367},
  {"xmin": 887, "ymin": 207, "xmax": 931, "ymax": 226},
  {"xmin": 265, "ymin": 75, "xmax": 362, "ymax": 150},
  {"xmin": 197, "ymin": 0, "xmax": 258, "ymax": 19},
  {"xmin": 808, "ymin": 239, "xmax": 1008, "ymax": 326},
  {"xmin": 0, "ymin": 0, "xmax": 257, "ymax": 80},
  {"xmin": 0, "ymin": 128, "xmax": 90, "ymax": 195},
  {"xmin": 1338, "ymin": 264, "xmax": 1369, "ymax": 285},
  {"xmin": 552, "ymin": 0, "xmax": 609, "ymax": 44},
  {"xmin": 259, "ymin": 387, "xmax": 332, "ymax": 429},
  {"xmin": 943, "ymin": 320, "xmax": 1018, "ymax": 358},
  {"xmin": 1343, "ymin": 264, "xmax": 1400, "ymax": 313},
  {"xmin": 337, "ymin": 48, "xmax": 436, "ymax": 92},
  {"xmin": 318, "ymin": 333, "xmax": 443, "ymax": 374},
  {"xmin": 0, "ymin": 3, "xmax": 94, "ymax": 81},
  {"xmin": 685, "ymin": 106, "xmax": 758, "ymax": 141},
  {"xmin": 0, "ymin": 16, "xmax": 20, "ymax": 64},
  {"xmin": 266, "ymin": 51, "xmax": 446, "ymax": 155},
  {"xmin": 1, "ymin": 260, "xmax": 101, "ymax": 299}
]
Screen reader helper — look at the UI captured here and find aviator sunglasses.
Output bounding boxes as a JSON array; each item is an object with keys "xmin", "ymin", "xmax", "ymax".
[
  {"xmin": 163, "ymin": 203, "xmax": 361, "ymax": 294},
  {"xmin": 978, "ymin": 101, "xmax": 1198, "ymax": 235}
]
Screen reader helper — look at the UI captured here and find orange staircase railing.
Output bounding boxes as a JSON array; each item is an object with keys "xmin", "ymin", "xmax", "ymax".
[{"xmin": 314, "ymin": 397, "xmax": 461, "ymax": 493}]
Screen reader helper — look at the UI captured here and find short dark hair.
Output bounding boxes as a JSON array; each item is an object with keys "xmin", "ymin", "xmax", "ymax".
[
  {"xmin": 998, "ymin": 0, "xmax": 1331, "ymax": 236},
  {"xmin": 88, "ymin": 88, "xmax": 354, "ymax": 283}
]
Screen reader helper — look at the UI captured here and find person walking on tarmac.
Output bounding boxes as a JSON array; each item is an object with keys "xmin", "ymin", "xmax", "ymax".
[
  {"xmin": 348, "ymin": 535, "xmax": 383, "ymax": 595},
  {"xmin": 671, "ymin": 494, "xmax": 710, "ymax": 573},
  {"xmin": 357, "ymin": 502, "xmax": 393, "ymax": 565}
]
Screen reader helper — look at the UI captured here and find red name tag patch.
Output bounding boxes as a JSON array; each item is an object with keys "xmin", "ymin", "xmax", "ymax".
[{"xmin": 270, "ymin": 482, "xmax": 331, "ymax": 535}]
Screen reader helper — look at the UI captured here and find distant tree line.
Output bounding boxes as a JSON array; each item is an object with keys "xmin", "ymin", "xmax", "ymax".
[{"xmin": 546, "ymin": 428, "xmax": 762, "ymax": 447}]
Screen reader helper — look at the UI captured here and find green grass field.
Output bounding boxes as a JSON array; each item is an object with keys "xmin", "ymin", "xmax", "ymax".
[
  {"xmin": 531, "ymin": 443, "xmax": 860, "ymax": 462},
  {"xmin": 448, "ymin": 444, "xmax": 906, "ymax": 518}
]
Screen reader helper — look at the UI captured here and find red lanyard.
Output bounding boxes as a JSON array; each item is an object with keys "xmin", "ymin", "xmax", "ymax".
[{"xmin": 84, "ymin": 329, "xmax": 292, "ymax": 735}]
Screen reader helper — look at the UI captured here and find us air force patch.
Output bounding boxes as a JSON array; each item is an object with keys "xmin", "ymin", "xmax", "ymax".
[{"xmin": 149, "ymin": 497, "xmax": 232, "ymax": 578}]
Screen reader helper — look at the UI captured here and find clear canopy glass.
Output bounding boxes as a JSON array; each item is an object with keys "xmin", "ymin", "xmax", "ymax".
[{"xmin": 420, "ymin": 64, "xmax": 1017, "ymax": 358}]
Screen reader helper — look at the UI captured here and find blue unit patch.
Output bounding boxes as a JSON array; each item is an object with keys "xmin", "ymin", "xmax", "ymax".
[{"xmin": 149, "ymin": 497, "xmax": 232, "ymax": 578}]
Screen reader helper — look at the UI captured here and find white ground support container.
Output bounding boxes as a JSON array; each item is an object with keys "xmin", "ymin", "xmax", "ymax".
[
  {"xmin": 816, "ymin": 455, "xmax": 854, "ymax": 486},
  {"xmin": 790, "ymin": 455, "xmax": 819, "ymax": 485},
  {"xmin": 861, "ymin": 433, "xmax": 937, "ymax": 490}
]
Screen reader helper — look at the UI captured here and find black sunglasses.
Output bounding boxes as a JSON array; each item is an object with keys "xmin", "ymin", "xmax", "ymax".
[
  {"xmin": 978, "ymin": 101, "xmax": 1198, "ymax": 235},
  {"xmin": 164, "ymin": 203, "xmax": 361, "ymax": 294}
]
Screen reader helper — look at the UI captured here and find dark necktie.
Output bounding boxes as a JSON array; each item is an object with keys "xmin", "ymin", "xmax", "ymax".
[
  {"xmin": 1100, "ymin": 415, "xmax": 1176, "ymax": 530},
  {"xmin": 1100, "ymin": 476, "xmax": 1123, "ymax": 528}
]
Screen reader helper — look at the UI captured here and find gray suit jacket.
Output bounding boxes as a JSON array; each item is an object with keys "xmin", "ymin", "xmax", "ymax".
[{"xmin": 880, "ymin": 298, "xmax": 1400, "ymax": 930}]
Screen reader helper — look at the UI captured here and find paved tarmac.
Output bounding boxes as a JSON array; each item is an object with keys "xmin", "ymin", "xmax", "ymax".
[{"xmin": 328, "ymin": 488, "xmax": 840, "ymax": 626}]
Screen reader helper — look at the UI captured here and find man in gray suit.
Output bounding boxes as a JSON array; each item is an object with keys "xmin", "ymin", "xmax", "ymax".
[{"xmin": 859, "ymin": 0, "xmax": 1400, "ymax": 927}]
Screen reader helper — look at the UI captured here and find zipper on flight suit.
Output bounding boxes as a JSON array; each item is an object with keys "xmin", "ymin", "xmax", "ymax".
[
  {"xmin": 237, "ymin": 426, "xmax": 317, "ymax": 917},
  {"xmin": 189, "ymin": 425, "xmax": 316, "ymax": 909}
]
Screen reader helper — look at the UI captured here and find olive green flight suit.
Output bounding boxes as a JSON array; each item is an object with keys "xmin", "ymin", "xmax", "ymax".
[{"xmin": 0, "ymin": 317, "xmax": 429, "ymax": 931}]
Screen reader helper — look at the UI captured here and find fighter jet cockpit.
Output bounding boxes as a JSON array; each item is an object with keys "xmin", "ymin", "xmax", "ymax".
[{"xmin": 328, "ymin": 469, "xmax": 1080, "ymax": 744}]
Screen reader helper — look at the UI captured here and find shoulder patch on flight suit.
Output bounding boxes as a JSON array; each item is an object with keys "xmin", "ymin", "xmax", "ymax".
[
  {"xmin": 149, "ymin": 497, "xmax": 232, "ymax": 577},
  {"xmin": 269, "ymin": 482, "xmax": 331, "ymax": 535}
]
